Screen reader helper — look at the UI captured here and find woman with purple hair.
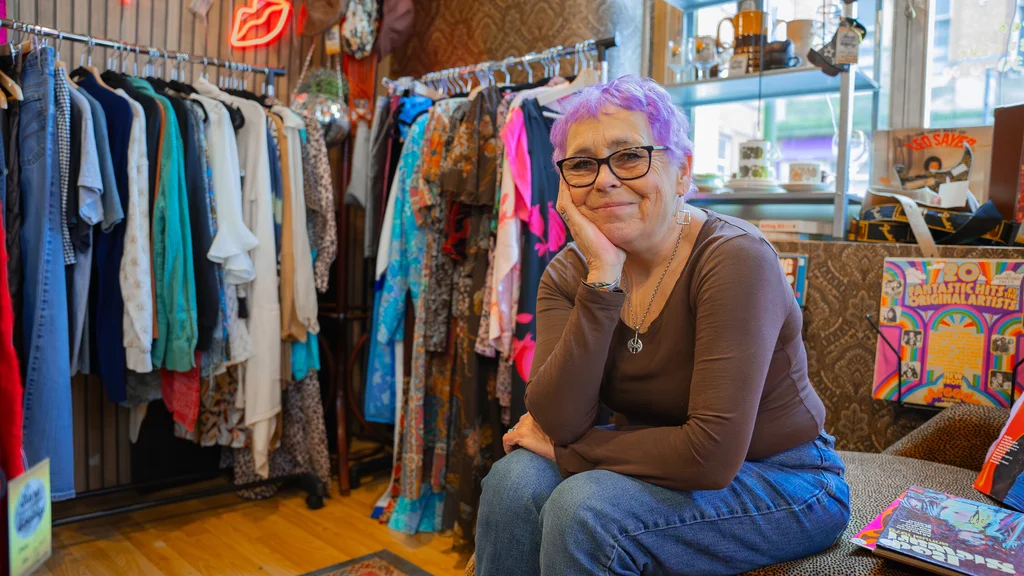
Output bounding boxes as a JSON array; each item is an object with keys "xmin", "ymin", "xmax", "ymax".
[{"xmin": 475, "ymin": 76, "xmax": 850, "ymax": 575}]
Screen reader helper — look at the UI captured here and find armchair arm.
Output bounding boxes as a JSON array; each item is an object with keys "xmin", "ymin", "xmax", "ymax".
[{"xmin": 882, "ymin": 403, "xmax": 1010, "ymax": 472}]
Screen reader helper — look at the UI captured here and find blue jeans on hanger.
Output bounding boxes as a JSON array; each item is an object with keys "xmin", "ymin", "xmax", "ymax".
[
  {"xmin": 475, "ymin": 432, "xmax": 850, "ymax": 576},
  {"xmin": 19, "ymin": 46, "xmax": 73, "ymax": 500}
]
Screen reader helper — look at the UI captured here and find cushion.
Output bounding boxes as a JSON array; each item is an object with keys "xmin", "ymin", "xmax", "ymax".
[
  {"xmin": 744, "ymin": 451, "xmax": 985, "ymax": 575},
  {"xmin": 465, "ymin": 451, "xmax": 985, "ymax": 576},
  {"xmin": 882, "ymin": 403, "xmax": 1009, "ymax": 472}
]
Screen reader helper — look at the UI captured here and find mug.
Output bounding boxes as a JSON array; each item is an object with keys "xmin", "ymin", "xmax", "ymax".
[
  {"xmin": 773, "ymin": 19, "xmax": 820, "ymax": 66},
  {"xmin": 738, "ymin": 139, "xmax": 780, "ymax": 180},
  {"xmin": 789, "ymin": 162, "xmax": 824, "ymax": 184},
  {"xmin": 763, "ymin": 40, "xmax": 798, "ymax": 70}
]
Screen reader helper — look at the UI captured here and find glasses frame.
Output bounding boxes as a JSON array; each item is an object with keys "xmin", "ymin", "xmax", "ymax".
[{"xmin": 556, "ymin": 145, "xmax": 669, "ymax": 188}]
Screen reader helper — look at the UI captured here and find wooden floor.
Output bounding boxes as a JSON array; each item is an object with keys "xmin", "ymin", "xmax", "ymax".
[{"xmin": 40, "ymin": 476, "xmax": 469, "ymax": 576}]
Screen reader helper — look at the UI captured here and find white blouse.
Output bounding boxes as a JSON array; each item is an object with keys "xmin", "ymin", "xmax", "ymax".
[
  {"xmin": 197, "ymin": 77, "xmax": 281, "ymax": 479},
  {"xmin": 116, "ymin": 90, "xmax": 154, "ymax": 374},
  {"xmin": 191, "ymin": 93, "xmax": 259, "ymax": 286}
]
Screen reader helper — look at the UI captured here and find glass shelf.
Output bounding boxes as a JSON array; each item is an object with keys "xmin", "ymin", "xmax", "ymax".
[
  {"xmin": 690, "ymin": 192, "xmax": 863, "ymax": 205},
  {"xmin": 664, "ymin": 67, "xmax": 879, "ymax": 107},
  {"xmin": 662, "ymin": 0, "xmax": 734, "ymax": 10}
]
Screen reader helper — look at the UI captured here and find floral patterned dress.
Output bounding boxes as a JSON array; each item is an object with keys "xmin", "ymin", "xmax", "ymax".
[
  {"xmin": 509, "ymin": 98, "xmax": 567, "ymax": 420},
  {"xmin": 365, "ymin": 113, "xmax": 430, "ymax": 424}
]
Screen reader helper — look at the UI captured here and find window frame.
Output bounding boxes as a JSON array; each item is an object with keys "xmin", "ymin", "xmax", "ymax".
[{"xmin": 889, "ymin": 0, "xmax": 931, "ymax": 129}]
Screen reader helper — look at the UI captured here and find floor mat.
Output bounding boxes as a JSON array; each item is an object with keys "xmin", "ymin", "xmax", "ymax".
[{"xmin": 301, "ymin": 549, "xmax": 433, "ymax": 576}]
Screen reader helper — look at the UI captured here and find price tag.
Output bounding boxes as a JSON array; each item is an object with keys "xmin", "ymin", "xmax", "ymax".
[
  {"xmin": 834, "ymin": 25, "xmax": 861, "ymax": 65},
  {"xmin": 325, "ymin": 25, "xmax": 342, "ymax": 56},
  {"xmin": 728, "ymin": 54, "xmax": 749, "ymax": 77}
]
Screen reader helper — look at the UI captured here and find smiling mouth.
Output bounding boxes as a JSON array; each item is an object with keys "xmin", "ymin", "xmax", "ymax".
[{"xmin": 591, "ymin": 202, "xmax": 635, "ymax": 211}]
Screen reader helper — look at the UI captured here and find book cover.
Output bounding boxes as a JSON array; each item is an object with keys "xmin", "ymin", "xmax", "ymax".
[
  {"xmin": 872, "ymin": 127, "xmax": 993, "ymax": 204},
  {"xmin": 875, "ymin": 485, "xmax": 1024, "ymax": 575},
  {"xmin": 976, "ymin": 394, "xmax": 1024, "ymax": 511},
  {"xmin": 852, "ymin": 491, "xmax": 907, "ymax": 550},
  {"xmin": 758, "ymin": 220, "xmax": 832, "ymax": 235},
  {"xmin": 778, "ymin": 254, "xmax": 808, "ymax": 307},
  {"xmin": 872, "ymin": 258, "xmax": 1024, "ymax": 408}
]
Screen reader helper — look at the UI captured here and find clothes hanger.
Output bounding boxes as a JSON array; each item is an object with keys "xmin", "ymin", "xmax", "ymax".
[
  {"xmin": 520, "ymin": 53, "xmax": 535, "ymax": 84},
  {"xmin": 0, "ymin": 22, "xmax": 31, "ymax": 58},
  {"xmin": 468, "ymin": 62, "xmax": 490, "ymax": 100},
  {"xmin": 71, "ymin": 36, "xmax": 113, "ymax": 91},
  {"xmin": 0, "ymin": 40, "xmax": 22, "ymax": 103},
  {"xmin": 537, "ymin": 43, "xmax": 600, "ymax": 107},
  {"xmin": 54, "ymin": 32, "xmax": 78, "ymax": 92}
]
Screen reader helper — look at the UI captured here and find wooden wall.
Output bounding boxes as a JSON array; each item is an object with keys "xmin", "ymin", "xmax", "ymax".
[
  {"xmin": 9, "ymin": 0, "xmax": 324, "ymax": 108},
  {"xmin": 10, "ymin": 0, "xmax": 326, "ymax": 494}
]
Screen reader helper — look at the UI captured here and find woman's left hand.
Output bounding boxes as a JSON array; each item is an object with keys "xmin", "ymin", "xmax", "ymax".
[{"xmin": 503, "ymin": 413, "xmax": 555, "ymax": 461}]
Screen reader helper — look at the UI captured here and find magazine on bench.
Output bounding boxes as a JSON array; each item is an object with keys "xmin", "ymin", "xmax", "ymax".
[{"xmin": 874, "ymin": 485, "xmax": 1024, "ymax": 575}]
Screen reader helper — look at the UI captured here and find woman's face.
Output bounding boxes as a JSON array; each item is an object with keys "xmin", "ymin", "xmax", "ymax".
[{"xmin": 561, "ymin": 106, "xmax": 692, "ymax": 251}]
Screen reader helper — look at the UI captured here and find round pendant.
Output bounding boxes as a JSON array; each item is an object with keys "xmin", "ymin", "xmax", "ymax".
[{"xmin": 627, "ymin": 334, "xmax": 643, "ymax": 355}]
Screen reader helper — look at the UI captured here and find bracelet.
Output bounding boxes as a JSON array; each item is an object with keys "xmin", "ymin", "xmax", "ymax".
[{"xmin": 582, "ymin": 277, "xmax": 623, "ymax": 293}]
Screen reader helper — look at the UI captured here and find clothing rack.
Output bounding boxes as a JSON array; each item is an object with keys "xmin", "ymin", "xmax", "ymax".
[
  {"xmin": 401, "ymin": 35, "xmax": 618, "ymax": 93},
  {"xmin": 0, "ymin": 17, "xmax": 286, "ymax": 81},
  {"xmin": 0, "ymin": 16, "xmax": 317, "ymax": 525},
  {"xmin": 333, "ymin": 37, "xmax": 619, "ymax": 495}
]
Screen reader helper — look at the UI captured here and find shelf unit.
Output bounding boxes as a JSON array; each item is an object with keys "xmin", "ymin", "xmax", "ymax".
[
  {"xmin": 690, "ymin": 192, "xmax": 863, "ymax": 205},
  {"xmin": 664, "ymin": 67, "xmax": 878, "ymax": 107},
  {"xmin": 657, "ymin": 0, "xmax": 882, "ymax": 239}
]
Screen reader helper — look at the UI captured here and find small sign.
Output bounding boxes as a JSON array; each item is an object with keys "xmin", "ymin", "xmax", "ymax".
[
  {"xmin": 778, "ymin": 254, "xmax": 808, "ymax": 307},
  {"xmin": 8, "ymin": 460, "xmax": 51, "ymax": 576},
  {"xmin": 325, "ymin": 25, "xmax": 342, "ymax": 56},
  {"xmin": 728, "ymin": 54, "xmax": 748, "ymax": 77},
  {"xmin": 835, "ymin": 25, "xmax": 861, "ymax": 65}
]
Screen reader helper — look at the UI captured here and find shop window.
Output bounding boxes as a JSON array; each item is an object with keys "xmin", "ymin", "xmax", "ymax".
[
  {"xmin": 924, "ymin": 0, "xmax": 1024, "ymax": 127},
  {"xmin": 660, "ymin": 0, "xmax": 888, "ymax": 195}
]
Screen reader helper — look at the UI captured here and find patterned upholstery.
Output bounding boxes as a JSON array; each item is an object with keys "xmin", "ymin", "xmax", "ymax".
[
  {"xmin": 465, "ymin": 404, "xmax": 1014, "ymax": 575},
  {"xmin": 882, "ymin": 403, "xmax": 1009, "ymax": 472},
  {"xmin": 464, "ymin": 452, "xmax": 984, "ymax": 576},
  {"xmin": 766, "ymin": 240, "xmax": 1024, "ymax": 455},
  {"xmin": 744, "ymin": 451, "xmax": 984, "ymax": 575}
]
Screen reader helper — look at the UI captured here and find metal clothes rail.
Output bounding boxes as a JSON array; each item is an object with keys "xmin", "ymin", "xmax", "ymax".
[
  {"xmin": 0, "ymin": 17, "xmax": 286, "ymax": 78},
  {"xmin": 417, "ymin": 35, "xmax": 618, "ymax": 87},
  {"xmin": 0, "ymin": 18, "xmax": 309, "ymax": 525}
]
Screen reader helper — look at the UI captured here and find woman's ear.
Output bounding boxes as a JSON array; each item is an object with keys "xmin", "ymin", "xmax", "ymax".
[{"xmin": 676, "ymin": 154, "xmax": 694, "ymax": 198}]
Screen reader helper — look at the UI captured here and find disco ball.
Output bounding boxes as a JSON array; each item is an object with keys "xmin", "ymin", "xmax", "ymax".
[{"xmin": 292, "ymin": 69, "xmax": 350, "ymax": 147}]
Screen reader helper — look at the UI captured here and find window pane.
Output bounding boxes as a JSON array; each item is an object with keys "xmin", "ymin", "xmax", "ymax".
[
  {"xmin": 691, "ymin": 93, "xmax": 876, "ymax": 195},
  {"xmin": 687, "ymin": 0, "xmax": 888, "ymax": 196},
  {"xmin": 926, "ymin": 0, "xmax": 1024, "ymax": 127}
]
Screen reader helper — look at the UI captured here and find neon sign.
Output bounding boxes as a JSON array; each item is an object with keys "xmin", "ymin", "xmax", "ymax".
[{"xmin": 230, "ymin": 0, "xmax": 292, "ymax": 49}]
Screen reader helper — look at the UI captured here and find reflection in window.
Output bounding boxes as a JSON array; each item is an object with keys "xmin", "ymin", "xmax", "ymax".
[
  {"xmin": 927, "ymin": 0, "xmax": 1024, "ymax": 127},
  {"xmin": 686, "ymin": 0, "xmax": 883, "ymax": 195}
]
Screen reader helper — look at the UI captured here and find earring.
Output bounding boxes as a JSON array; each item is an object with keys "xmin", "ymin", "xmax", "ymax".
[{"xmin": 676, "ymin": 207, "xmax": 691, "ymax": 226}]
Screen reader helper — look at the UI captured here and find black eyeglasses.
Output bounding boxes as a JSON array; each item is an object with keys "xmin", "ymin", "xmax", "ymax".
[{"xmin": 556, "ymin": 145, "xmax": 668, "ymax": 188}]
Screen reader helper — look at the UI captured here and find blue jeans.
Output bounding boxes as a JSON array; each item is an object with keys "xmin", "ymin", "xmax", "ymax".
[
  {"xmin": 19, "ymin": 47, "xmax": 73, "ymax": 500},
  {"xmin": 476, "ymin": 432, "xmax": 850, "ymax": 576}
]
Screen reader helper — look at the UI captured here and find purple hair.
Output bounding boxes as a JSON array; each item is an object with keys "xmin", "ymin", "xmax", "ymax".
[{"xmin": 550, "ymin": 75, "xmax": 694, "ymax": 168}]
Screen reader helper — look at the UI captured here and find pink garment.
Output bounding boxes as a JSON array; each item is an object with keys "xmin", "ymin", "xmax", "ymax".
[
  {"xmin": 504, "ymin": 109, "xmax": 532, "ymax": 222},
  {"xmin": 488, "ymin": 114, "xmax": 529, "ymax": 354}
]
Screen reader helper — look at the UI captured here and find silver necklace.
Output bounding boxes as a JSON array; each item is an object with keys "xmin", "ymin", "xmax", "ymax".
[{"xmin": 625, "ymin": 222, "xmax": 687, "ymax": 355}]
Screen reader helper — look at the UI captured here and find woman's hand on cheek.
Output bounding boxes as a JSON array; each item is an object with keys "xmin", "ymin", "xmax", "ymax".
[
  {"xmin": 556, "ymin": 184, "xmax": 626, "ymax": 284},
  {"xmin": 502, "ymin": 413, "xmax": 556, "ymax": 461}
]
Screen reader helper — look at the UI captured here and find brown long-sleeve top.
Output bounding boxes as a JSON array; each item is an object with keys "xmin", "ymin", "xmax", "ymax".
[{"xmin": 525, "ymin": 212, "xmax": 826, "ymax": 491}]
